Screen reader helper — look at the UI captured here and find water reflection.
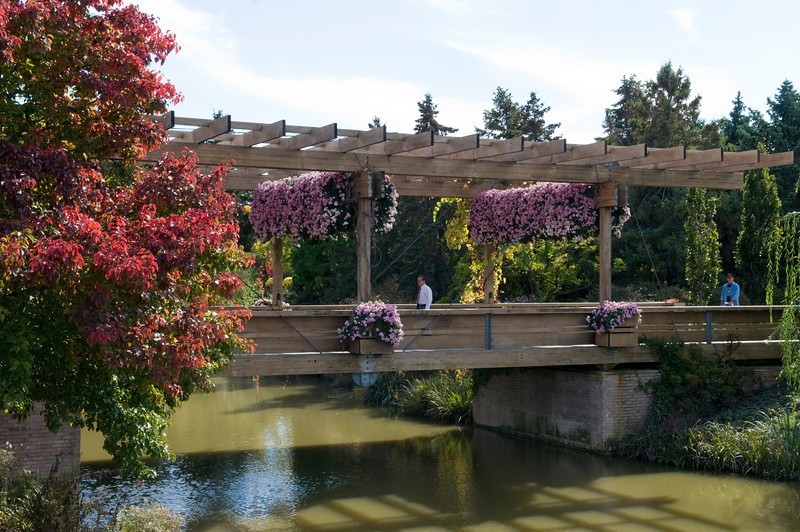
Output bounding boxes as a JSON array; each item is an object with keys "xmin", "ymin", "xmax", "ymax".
[{"xmin": 81, "ymin": 377, "xmax": 800, "ymax": 530}]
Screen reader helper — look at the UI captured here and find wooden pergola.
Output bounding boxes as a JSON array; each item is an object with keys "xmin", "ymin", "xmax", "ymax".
[{"xmin": 142, "ymin": 112, "xmax": 795, "ymax": 304}]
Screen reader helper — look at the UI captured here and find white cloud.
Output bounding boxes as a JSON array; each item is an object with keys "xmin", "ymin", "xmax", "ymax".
[
  {"xmin": 417, "ymin": 0, "xmax": 483, "ymax": 16},
  {"xmin": 670, "ymin": 8, "xmax": 698, "ymax": 38},
  {"xmin": 442, "ymin": 39, "xmax": 660, "ymax": 142}
]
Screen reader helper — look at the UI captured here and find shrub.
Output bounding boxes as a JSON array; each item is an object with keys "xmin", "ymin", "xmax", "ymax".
[{"xmin": 114, "ymin": 501, "xmax": 183, "ymax": 531}]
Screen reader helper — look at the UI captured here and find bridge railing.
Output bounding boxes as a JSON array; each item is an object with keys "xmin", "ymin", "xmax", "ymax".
[
  {"xmin": 223, "ymin": 304, "xmax": 784, "ymax": 376},
  {"xmin": 240, "ymin": 304, "xmax": 784, "ymax": 354}
]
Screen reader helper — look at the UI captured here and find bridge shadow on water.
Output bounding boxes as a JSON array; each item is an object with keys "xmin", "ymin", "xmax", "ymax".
[{"xmin": 81, "ymin": 420, "xmax": 799, "ymax": 531}]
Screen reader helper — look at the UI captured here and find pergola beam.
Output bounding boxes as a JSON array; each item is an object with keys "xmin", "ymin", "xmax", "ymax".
[
  {"xmin": 142, "ymin": 142, "xmax": 746, "ymax": 190},
  {"xmin": 141, "ymin": 113, "xmax": 796, "ymax": 306}
]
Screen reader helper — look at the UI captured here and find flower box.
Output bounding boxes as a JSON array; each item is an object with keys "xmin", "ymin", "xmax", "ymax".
[
  {"xmin": 338, "ymin": 300, "xmax": 404, "ymax": 350},
  {"xmin": 349, "ymin": 337, "xmax": 394, "ymax": 355},
  {"xmin": 595, "ymin": 329, "xmax": 638, "ymax": 347}
]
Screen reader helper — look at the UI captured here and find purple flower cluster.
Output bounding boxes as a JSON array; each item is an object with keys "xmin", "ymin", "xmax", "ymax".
[
  {"xmin": 249, "ymin": 171, "xmax": 398, "ymax": 242},
  {"xmin": 586, "ymin": 300, "xmax": 642, "ymax": 333},
  {"xmin": 468, "ymin": 183, "xmax": 630, "ymax": 244},
  {"xmin": 337, "ymin": 300, "xmax": 404, "ymax": 346}
]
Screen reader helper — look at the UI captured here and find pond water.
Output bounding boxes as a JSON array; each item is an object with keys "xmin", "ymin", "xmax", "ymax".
[{"xmin": 81, "ymin": 376, "xmax": 800, "ymax": 530}]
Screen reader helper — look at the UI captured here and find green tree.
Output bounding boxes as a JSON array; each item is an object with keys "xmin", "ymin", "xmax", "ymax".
[
  {"xmin": 0, "ymin": 0, "xmax": 250, "ymax": 477},
  {"xmin": 476, "ymin": 87, "xmax": 560, "ymax": 140},
  {"xmin": 766, "ymin": 80, "xmax": 800, "ymax": 211},
  {"xmin": 362, "ymin": 93, "xmax": 463, "ymax": 304},
  {"xmin": 414, "ymin": 93, "xmax": 457, "ymax": 135},
  {"xmin": 737, "ymin": 166, "xmax": 781, "ymax": 303},
  {"xmin": 445, "ymin": 88, "xmax": 577, "ymax": 303},
  {"xmin": 369, "ymin": 115, "xmax": 383, "ymax": 129},
  {"xmin": 603, "ymin": 76, "xmax": 647, "ymax": 145},
  {"xmin": 720, "ymin": 92, "xmax": 766, "ymax": 151},
  {"xmin": 603, "ymin": 62, "xmax": 721, "ymax": 290},
  {"xmin": 715, "ymin": 93, "xmax": 768, "ymax": 273},
  {"xmin": 683, "ymin": 189, "xmax": 721, "ymax": 304},
  {"xmin": 290, "ymin": 239, "xmax": 357, "ymax": 304},
  {"xmin": 603, "ymin": 63, "xmax": 719, "ymax": 148}
]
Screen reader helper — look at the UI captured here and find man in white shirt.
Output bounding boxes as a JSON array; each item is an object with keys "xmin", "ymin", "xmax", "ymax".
[{"xmin": 416, "ymin": 275, "xmax": 433, "ymax": 309}]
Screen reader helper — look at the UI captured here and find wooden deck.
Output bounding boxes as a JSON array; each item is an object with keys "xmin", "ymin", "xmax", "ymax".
[{"xmin": 220, "ymin": 304, "xmax": 784, "ymax": 377}]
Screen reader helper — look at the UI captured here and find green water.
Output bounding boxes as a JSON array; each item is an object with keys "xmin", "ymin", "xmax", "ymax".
[{"xmin": 80, "ymin": 376, "xmax": 800, "ymax": 530}]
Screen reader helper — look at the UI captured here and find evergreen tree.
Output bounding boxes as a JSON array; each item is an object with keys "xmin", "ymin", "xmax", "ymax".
[
  {"xmin": 476, "ymin": 87, "xmax": 520, "ymax": 139},
  {"xmin": 720, "ymin": 92, "xmax": 766, "ymax": 151},
  {"xmin": 413, "ymin": 93, "xmax": 457, "ymax": 135},
  {"xmin": 476, "ymin": 87, "xmax": 560, "ymax": 141},
  {"xmin": 602, "ymin": 76, "xmax": 647, "ymax": 146},
  {"xmin": 766, "ymin": 80, "xmax": 800, "ymax": 211},
  {"xmin": 521, "ymin": 91, "xmax": 561, "ymax": 141},
  {"xmin": 716, "ymin": 93, "xmax": 767, "ymax": 275},
  {"xmin": 603, "ymin": 63, "xmax": 720, "ymax": 291},
  {"xmin": 602, "ymin": 63, "xmax": 718, "ymax": 149},
  {"xmin": 736, "ymin": 166, "xmax": 781, "ymax": 303},
  {"xmin": 449, "ymin": 88, "xmax": 581, "ymax": 302},
  {"xmin": 384, "ymin": 94, "xmax": 462, "ymax": 302},
  {"xmin": 369, "ymin": 115, "xmax": 383, "ymax": 129}
]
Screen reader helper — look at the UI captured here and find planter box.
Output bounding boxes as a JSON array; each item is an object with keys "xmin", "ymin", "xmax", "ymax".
[
  {"xmin": 349, "ymin": 337, "xmax": 394, "ymax": 355},
  {"xmin": 595, "ymin": 328, "xmax": 638, "ymax": 347}
]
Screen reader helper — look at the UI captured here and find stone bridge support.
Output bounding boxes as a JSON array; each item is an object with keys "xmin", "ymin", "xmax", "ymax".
[
  {"xmin": 0, "ymin": 407, "xmax": 80, "ymax": 479},
  {"xmin": 473, "ymin": 366, "xmax": 781, "ymax": 451}
]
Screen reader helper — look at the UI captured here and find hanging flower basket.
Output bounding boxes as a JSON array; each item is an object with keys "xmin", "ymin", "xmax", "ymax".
[{"xmin": 249, "ymin": 171, "xmax": 398, "ymax": 243}]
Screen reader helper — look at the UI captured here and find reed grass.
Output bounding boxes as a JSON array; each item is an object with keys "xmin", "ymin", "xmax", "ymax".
[{"xmin": 363, "ymin": 370, "xmax": 473, "ymax": 425}]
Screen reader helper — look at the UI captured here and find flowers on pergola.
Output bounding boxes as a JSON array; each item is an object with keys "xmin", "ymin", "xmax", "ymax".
[
  {"xmin": 250, "ymin": 171, "xmax": 398, "ymax": 242},
  {"xmin": 468, "ymin": 183, "xmax": 631, "ymax": 245}
]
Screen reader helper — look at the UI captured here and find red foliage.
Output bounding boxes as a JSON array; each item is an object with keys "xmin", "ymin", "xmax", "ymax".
[{"xmin": 0, "ymin": 0, "xmax": 251, "ymax": 411}]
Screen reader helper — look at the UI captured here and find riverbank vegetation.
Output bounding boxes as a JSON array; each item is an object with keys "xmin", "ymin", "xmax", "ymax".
[
  {"xmin": 0, "ymin": 449, "xmax": 182, "ymax": 531},
  {"xmin": 362, "ymin": 370, "xmax": 473, "ymax": 425},
  {"xmin": 618, "ymin": 340, "xmax": 800, "ymax": 480}
]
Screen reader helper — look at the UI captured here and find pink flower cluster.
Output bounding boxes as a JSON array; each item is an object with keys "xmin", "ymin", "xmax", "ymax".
[
  {"xmin": 337, "ymin": 300, "xmax": 404, "ymax": 346},
  {"xmin": 586, "ymin": 300, "xmax": 642, "ymax": 333},
  {"xmin": 469, "ymin": 183, "xmax": 630, "ymax": 244},
  {"xmin": 250, "ymin": 171, "xmax": 351, "ymax": 242},
  {"xmin": 373, "ymin": 173, "xmax": 399, "ymax": 234},
  {"xmin": 249, "ymin": 171, "xmax": 398, "ymax": 242}
]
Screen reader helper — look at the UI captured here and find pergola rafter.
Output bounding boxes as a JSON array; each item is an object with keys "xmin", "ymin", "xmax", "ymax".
[
  {"xmin": 143, "ymin": 112, "xmax": 794, "ymax": 192},
  {"xmin": 141, "ymin": 112, "xmax": 795, "ymax": 303}
]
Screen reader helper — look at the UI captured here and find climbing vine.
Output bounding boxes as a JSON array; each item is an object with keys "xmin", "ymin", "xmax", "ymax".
[
  {"xmin": 767, "ymin": 212, "xmax": 800, "ymax": 396},
  {"xmin": 683, "ymin": 188, "xmax": 721, "ymax": 304}
]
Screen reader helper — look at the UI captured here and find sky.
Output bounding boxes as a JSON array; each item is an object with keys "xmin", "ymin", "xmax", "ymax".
[{"xmin": 129, "ymin": 0, "xmax": 800, "ymax": 144}]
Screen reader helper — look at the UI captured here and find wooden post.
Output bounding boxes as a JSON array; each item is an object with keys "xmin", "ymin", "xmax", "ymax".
[
  {"xmin": 271, "ymin": 237, "xmax": 284, "ymax": 306},
  {"xmin": 483, "ymin": 243, "xmax": 496, "ymax": 304},
  {"xmin": 355, "ymin": 170, "xmax": 373, "ymax": 302},
  {"xmin": 596, "ymin": 182, "xmax": 616, "ymax": 303}
]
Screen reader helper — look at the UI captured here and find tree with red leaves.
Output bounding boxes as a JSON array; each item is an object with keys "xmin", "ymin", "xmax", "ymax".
[{"xmin": 0, "ymin": 0, "xmax": 251, "ymax": 477}]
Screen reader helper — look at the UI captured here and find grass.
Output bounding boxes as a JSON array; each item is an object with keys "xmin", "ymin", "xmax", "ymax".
[
  {"xmin": 619, "ymin": 383, "xmax": 800, "ymax": 480},
  {"xmin": 364, "ymin": 370, "xmax": 473, "ymax": 425}
]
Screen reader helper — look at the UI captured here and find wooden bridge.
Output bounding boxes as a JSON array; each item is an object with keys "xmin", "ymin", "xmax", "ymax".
[{"xmin": 222, "ymin": 304, "xmax": 784, "ymax": 377}]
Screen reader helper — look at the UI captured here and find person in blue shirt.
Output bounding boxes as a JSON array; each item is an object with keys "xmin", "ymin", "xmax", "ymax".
[{"xmin": 720, "ymin": 273, "xmax": 740, "ymax": 306}]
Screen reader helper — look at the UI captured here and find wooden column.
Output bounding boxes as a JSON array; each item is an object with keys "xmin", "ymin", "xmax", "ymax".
[
  {"xmin": 271, "ymin": 237, "xmax": 284, "ymax": 306},
  {"xmin": 596, "ymin": 182, "xmax": 617, "ymax": 303},
  {"xmin": 483, "ymin": 243, "xmax": 496, "ymax": 304},
  {"xmin": 354, "ymin": 170, "xmax": 374, "ymax": 302}
]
